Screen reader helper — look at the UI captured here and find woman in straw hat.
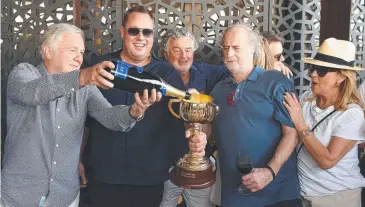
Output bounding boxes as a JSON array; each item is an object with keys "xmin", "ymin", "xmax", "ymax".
[{"xmin": 283, "ymin": 38, "xmax": 365, "ymax": 207}]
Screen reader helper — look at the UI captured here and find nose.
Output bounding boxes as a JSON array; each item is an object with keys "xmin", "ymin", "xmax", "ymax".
[
  {"xmin": 279, "ymin": 54, "xmax": 285, "ymax": 62},
  {"xmin": 227, "ymin": 47, "xmax": 234, "ymax": 58},
  {"xmin": 136, "ymin": 30, "xmax": 144, "ymax": 40},
  {"xmin": 75, "ymin": 52, "xmax": 83, "ymax": 64},
  {"xmin": 181, "ymin": 50, "xmax": 188, "ymax": 58},
  {"xmin": 309, "ymin": 68, "xmax": 318, "ymax": 78}
]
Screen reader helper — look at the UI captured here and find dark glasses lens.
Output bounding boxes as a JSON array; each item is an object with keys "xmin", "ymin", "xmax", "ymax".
[
  {"xmin": 308, "ymin": 65, "xmax": 340, "ymax": 77},
  {"xmin": 274, "ymin": 53, "xmax": 282, "ymax": 61},
  {"xmin": 127, "ymin": 28, "xmax": 154, "ymax": 37}
]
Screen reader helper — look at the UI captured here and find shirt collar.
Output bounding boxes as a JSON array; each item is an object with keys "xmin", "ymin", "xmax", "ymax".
[
  {"xmin": 223, "ymin": 65, "xmax": 265, "ymax": 83},
  {"xmin": 37, "ymin": 62, "xmax": 50, "ymax": 77}
]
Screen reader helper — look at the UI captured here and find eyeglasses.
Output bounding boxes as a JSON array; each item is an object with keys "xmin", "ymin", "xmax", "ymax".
[
  {"xmin": 126, "ymin": 27, "xmax": 154, "ymax": 37},
  {"xmin": 274, "ymin": 53, "xmax": 283, "ymax": 61},
  {"xmin": 307, "ymin": 65, "xmax": 340, "ymax": 77}
]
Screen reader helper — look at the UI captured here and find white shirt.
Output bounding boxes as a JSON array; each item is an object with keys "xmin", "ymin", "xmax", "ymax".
[{"xmin": 298, "ymin": 91, "xmax": 365, "ymax": 197}]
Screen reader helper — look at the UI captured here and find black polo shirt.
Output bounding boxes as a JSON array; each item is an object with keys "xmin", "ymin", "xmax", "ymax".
[{"xmin": 85, "ymin": 51, "xmax": 187, "ymax": 185}]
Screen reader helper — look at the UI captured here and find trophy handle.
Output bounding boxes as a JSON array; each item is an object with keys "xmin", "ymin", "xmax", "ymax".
[
  {"xmin": 168, "ymin": 99, "xmax": 182, "ymax": 119},
  {"xmin": 211, "ymin": 102, "xmax": 219, "ymax": 116}
]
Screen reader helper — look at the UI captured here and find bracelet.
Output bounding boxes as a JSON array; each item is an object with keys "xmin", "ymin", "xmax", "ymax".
[
  {"xmin": 265, "ymin": 165, "xmax": 276, "ymax": 180},
  {"xmin": 299, "ymin": 129, "xmax": 314, "ymax": 140}
]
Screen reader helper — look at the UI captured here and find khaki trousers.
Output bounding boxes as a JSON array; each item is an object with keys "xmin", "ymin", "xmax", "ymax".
[{"xmin": 302, "ymin": 188, "xmax": 361, "ymax": 207}]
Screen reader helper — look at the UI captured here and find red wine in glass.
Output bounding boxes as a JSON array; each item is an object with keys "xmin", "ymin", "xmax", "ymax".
[
  {"xmin": 236, "ymin": 149, "xmax": 253, "ymax": 195},
  {"xmin": 237, "ymin": 163, "xmax": 253, "ymax": 175}
]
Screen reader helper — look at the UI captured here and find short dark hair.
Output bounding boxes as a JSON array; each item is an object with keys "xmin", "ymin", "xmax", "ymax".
[
  {"xmin": 122, "ymin": 6, "xmax": 154, "ymax": 26},
  {"xmin": 261, "ymin": 31, "xmax": 284, "ymax": 44}
]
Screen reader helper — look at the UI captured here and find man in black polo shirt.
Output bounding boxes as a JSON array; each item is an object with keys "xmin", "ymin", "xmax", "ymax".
[{"xmin": 79, "ymin": 6, "xmax": 207, "ymax": 207}]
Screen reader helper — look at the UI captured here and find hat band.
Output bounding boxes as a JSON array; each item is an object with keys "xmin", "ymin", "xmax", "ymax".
[{"xmin": 314, "ymin": 53, "xmax": 354, "ymax": 67}]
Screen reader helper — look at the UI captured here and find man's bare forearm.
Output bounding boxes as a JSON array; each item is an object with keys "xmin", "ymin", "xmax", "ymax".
[{"xmin": 268, "ymin": 125, "xmax": 298, "ymax": 175}]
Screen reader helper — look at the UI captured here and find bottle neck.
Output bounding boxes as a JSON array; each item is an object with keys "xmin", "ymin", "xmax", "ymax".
[{"xmin": 163, "ymin": 84, "xmax": 191, "ymax": 100}]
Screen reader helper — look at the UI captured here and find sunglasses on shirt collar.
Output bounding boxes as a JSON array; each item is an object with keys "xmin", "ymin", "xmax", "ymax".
[
  {"xmin": 307, "ymin": 64, "xmax": 341, "ymax": 77},
  {"xmin": 125, "ymin": 27, "xmax": 154, "ymax": 37}
]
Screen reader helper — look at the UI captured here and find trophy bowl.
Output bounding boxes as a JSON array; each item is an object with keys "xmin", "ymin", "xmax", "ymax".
[{"xmin": 168, "ymin": 99, "xmax": 219, "ymax": 189}]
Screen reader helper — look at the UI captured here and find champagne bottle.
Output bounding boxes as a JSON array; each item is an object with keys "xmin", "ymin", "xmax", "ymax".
[{"xmin": 105, "ymin": 60, "xmax": 212, "ymax": 103}]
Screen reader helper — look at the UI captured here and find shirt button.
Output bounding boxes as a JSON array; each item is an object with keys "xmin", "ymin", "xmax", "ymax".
[
  {"xmin": 57, "ymin": 108, "xmax": 60, "ymax": 112},
  {"xmin": 53, "ymin": 161, "xmax": 56, "ymax": 165},
  {"xmin": 57, "ymin": 126, "xmax": 60, "ymax": 129},
  {"xmin": 56, "ymin": 144, "xmax": 59, "ymax": 147},
  {"xmin": 236, "ymin": 89, "xmax": 240, "ymax": 92},
  {"xmin": 71, "ymin": 88, "xmax": 75, "ymax": 92},
  {"xmin": 50, "ymin": 178, "xmax": 54, "ymax": 181}
]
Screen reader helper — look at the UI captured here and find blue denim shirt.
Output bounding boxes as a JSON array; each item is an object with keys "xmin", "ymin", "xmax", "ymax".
[
  {"xmin": 211, "ymin": 66, "xmax": 300, "ymax": 207},
  {"xmin": 85, "ymin": 51, "xmax": 187, "ymax": 185}
]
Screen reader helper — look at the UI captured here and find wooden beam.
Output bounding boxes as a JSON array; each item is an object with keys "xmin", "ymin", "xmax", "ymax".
[
  {"xmin": 73, "ymin": 0, "xmax": 81, "ymax": 27},
  {"xmin": 320, "ymin": 0, "xmax": 351, "ymax": 43}
]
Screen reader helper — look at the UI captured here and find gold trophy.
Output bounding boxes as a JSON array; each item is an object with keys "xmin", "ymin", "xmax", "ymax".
[{"xmin": 168, "ymin": 98, "xmax": 219, "ymax": 189}]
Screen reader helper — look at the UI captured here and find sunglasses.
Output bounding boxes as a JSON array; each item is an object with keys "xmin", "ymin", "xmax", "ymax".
[
  {"xmin": 126, "ymin": 27, "xmax": 154, "ymax": 37},
  {"xmin": 274, "ymin": 53, "xmax": 283, "ymax": 61},
  {"xmin": 308, "ymin": 65, "xmax": 340, "ymax": 77}
]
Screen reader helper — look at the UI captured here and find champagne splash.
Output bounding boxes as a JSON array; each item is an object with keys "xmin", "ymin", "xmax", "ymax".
[{"xmin": 189, "ymin": 93, "xmax": 213, "ymax": 103}]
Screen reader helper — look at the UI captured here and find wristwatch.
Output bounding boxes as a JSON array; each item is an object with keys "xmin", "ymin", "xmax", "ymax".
[
  {"xmin": 135, "ymin": 113, "xmax": 145, "ymax": 121},
  {"xmin": 299, "ymin": 129, "xmax": 313, "ymax": 140},
  {"xmin": 129, "ymin": 106, "xmax": 145, "ymax": 121}
]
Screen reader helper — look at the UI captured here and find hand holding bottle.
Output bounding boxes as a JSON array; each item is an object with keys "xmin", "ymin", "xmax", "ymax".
[
  {"xmin": 129, "ymin": 88, "xmax": 162, "ymax": 120},
  {"xmin": 79, "ymin": 61, "xmax": 115, "ymax": 89}
]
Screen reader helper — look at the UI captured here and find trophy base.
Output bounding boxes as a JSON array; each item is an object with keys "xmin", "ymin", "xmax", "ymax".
[{"xmin": 170, "ymin": 165, "xmax": 215, "ymax": 189}]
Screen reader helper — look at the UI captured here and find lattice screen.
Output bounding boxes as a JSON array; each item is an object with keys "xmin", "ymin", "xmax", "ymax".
[
  {"xmin": 1, "ymin": 0, "xmax": 364, "ymax": 95},
  {"xmin": 270, "ymin": 0, "xmax": 321, "ymax": 94},
  {"xmin": 351, "ymin": 0, "xmax": 365, "ymax": 83},
  {"xmin": 80, "ymin": 0, "xmax": 269, "ymax": 65},
  {"xmin": 1, "ymin": 0, "xmax": 75, "ymax": 78}
]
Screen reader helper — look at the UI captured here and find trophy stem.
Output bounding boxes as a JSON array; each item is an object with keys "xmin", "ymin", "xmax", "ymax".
[{"xmin": 189, "ymin": 123, "xmax": 203, "ymax": 158}]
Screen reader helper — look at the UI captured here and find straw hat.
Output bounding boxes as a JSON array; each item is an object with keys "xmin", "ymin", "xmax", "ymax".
[{"xmin": 303, "ymin": 38, "xmax": 363, "ymax": 71}]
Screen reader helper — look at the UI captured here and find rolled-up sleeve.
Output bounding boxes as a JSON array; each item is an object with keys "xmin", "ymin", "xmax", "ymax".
[{"xmin": 272, "ymin": 80, "xmax": 296, "ymax": 128}]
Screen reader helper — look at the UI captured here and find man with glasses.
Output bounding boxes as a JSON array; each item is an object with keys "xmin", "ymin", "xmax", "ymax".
[
  {"xmin": 262, "ymin": 31, "xmax": 293, "ymax": 78},
  {"xmin": 79, "ymin": 6, "xmax": 207, "ymax": 207}
]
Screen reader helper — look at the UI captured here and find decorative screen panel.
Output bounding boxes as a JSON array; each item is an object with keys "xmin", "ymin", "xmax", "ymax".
[
  {"xmin": 270, "ymin": 0, "xmax": 321, "ymax": 95},
  {"xmin": 80, "ymin": 0, "xmax": 269, "ymax": 64},
  {"xmin": 350, "ymin": 0, "xmax": 365, "ymax": 83},
  {"xmin": 1, "ymin": 0, "xmax": 75, "ymax": 78}
]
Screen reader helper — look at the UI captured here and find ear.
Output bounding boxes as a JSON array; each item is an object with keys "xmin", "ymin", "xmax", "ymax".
[
  {"xmin": 337, "ymin": 73, "xmax": 346, "ymax": 85},
  {"xmin": 120, "ymin": 26, "xmax": 125, "ymax": 40},
  {"xmin": 43, "ymin": 45, "xmax": 53, "ymax": 59}
]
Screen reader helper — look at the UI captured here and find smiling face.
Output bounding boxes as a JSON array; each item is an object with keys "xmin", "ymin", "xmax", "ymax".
[
  {"xmin": 45, "ymin": 32, "xmax": 85, "ymax": 74},
  {"xmin": 120, "ymin": 12, "xmax": 154, "ymax": 64},
  {"xmin": 164, "ymin": 36, "xmax": 194, "ymax": 74}
]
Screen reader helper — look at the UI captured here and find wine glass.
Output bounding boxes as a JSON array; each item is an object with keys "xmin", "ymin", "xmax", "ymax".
[{"xmin": 236, "ymin": 149, "xmax": 253, "ymax": 195}]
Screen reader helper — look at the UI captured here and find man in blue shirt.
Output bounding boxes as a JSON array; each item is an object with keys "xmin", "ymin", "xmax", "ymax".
[
  {"xmin": 211, "ymin": 23, "xmax": 300, "ymax": 207},
  {"xmin": 159, "ymin": 28, "xmax": 229, "ymax": 207},
  {"xmin": 79, "ymin": 6, "xmax": 207, "ymax": 207}
]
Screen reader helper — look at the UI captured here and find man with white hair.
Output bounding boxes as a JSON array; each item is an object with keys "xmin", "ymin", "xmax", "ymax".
[
  {"xmin": 1, "ymin": 23, "xmax": 161, "ymax": 207},
  {"xmin": 210, "ymin": 23, "xmax": 300, "ymax": 207}
]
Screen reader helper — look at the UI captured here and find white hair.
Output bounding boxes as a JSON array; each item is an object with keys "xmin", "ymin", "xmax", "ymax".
[
  {"xmin": 222, "ymin": 22, "xmax": 262, "ymax": 59},
  {"xmin": 39, "ymin": 23, "xmax": 84, "ymax": 59}
]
